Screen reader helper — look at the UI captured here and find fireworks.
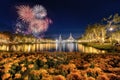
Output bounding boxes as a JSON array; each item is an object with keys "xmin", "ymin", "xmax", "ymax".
[
  {"xmin": 16, "ymin": 5, "xmax": 34, "ymax": 22},
  {"xmin": 33, "ymin": 5, "xmax": 47, "ymax": 19},
  {"xmin": 29, "ymin": 19, "xmax": 46, "ymax": 36},
  {"xmin": 16, "ymin": 5, "xmax": 51, "ymax": 37},
  {"xmin": 15, "ymin": 21, "xmax": 28, "ymax": 34}
]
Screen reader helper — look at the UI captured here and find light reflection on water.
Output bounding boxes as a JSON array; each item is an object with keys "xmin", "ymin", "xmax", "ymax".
[{"xmin": 0, "ymin": 43, "xmax": 106, "ymax": 53}]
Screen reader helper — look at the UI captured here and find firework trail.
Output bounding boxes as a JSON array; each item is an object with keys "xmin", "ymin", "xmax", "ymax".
[{"xmin": 16, "ymin": 5, "xmax": 51, "ymax": 37}]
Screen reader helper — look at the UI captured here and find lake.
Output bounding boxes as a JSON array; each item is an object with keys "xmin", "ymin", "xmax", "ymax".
[{"xmin": 0, "ymin": 42, "xmax": 106, "ymax": 53}]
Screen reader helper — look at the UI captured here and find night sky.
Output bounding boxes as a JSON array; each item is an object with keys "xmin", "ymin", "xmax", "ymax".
[{"xmin": 0, "ymin": 0, "xmax": 120, "ymax": 39}]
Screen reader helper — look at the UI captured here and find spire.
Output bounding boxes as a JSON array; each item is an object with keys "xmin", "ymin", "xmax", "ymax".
[
  {"xmin": 59, "ymin": 34, "xmax": 62, "ymax": 41},
  {"xmin": 70, "ymin": 33, "xmax": 72, "ymax": 38},
  {"xmin": 68, "ymin": 33, "xmax": 74, "ymax": 40}
]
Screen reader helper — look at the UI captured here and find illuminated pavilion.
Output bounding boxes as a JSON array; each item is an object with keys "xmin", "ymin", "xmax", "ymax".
[{"xmin": 58, "ymin": 33, "xmax": 76, "ymax": 42}]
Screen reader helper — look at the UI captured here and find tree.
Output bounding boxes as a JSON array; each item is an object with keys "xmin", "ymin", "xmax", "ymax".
[
  {"xmin": 111, "ymin": 31, "xmax": 120, "ymax": 43},
  {"xmin": 103, "ymin": 13, "xmax": 120, "ymax": 31},
  {"xmin": 83, "ymin": 24, "xmax": 106, "ymax": 43},
  {"xmin": 103, "ymin": 13, "xmax": 120, "ymax": 43}
]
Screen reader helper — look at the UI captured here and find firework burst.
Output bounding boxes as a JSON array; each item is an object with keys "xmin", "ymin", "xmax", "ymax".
[
  {"xmin": 33, "ymin": 5, "xmax": 47, "ymax": 19},
  {"xmin": 15, "ymin": 21, "xmax": 28, "ymax": 34},
  {"xmin": 15, "ymin": 5, "xmax": 52, "ymax": 37},
  {"xmin": 16, "ymin": 5, "xmax": 34, "ymax": 22}
]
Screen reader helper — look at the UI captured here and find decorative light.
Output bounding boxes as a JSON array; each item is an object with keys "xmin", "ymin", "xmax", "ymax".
[{"xmin": 109, "ymin": 27, "xmax": 114, "ymax": 31}]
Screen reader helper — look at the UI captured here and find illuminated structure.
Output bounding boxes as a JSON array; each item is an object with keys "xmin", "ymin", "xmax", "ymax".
[
  {"xmin": 58, "ymin": 33, "xmax": 76, "ymax": 42},
  {"xmin": 0, "ymin": 33, "xmax": 10, "ymax": 43},
  {"xmin": 66, "ymin": 33, "xmax": 75, "ymax": 42},
  {"xmin": 59, "ymin": 34, "xmax": 62, "ymax": 42}
]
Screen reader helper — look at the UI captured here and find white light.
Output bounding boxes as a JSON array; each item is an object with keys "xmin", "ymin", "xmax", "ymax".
[
  {"xmin": 56, "ymin": 39, "xmax": 58, "ymax": 42},
  {"xmin": 109, "ymin": 27, "xmax": 113, "ymax": 31}
]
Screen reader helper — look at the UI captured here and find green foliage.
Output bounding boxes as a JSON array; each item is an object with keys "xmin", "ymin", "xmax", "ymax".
[
  {"xmin": 111, "ymin": 31, "xmax": 120, "ymax": 43},
  {"xmin": 90, "ymin": 63, "xmax": 95, "ymax": 68},
  {"xmin": 0, "ymin": 71, "xmax": 4, "ymax": 80},
  {"xmin": 22, "ymin": 59, "xmax": 29, "ymax": 67},
  {"xmin": 87, "ymin": 71, "xmax": 98, "ymax": 78},
  {"xmin": 9, "ymin": 64, "xmax": 21, "ymax": 78},
  {"xmin": 46, "ymin": 59, "xmax": 55, "ymax": 68},
  {"xmin": 10, "ymin": 65, "xmax": 21, "ymax": 73},
  {"xmin": 28, "ymin": 74, "xmax": 40, "ymax": 80},
  {"xmin": 83, "ymin": 23, "xmax": 106, "ymax": 43},
  {"xmin": 34, "ymin": 59, "xmax": 44, "ymax": 70},
  {"xmin": 81, "ymin": 13, "xmax": 120, "ymax": 43},
  {"xmin": 60, "ymin": 70, "xmax": 68, "ymax": 77},
  {"xmin": 82, "ymin": 42, "xmax": 113, "ymax": 50}
]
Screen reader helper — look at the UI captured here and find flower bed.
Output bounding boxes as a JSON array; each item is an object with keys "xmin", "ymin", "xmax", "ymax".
[{"xmin": 0, "ymin": 52, "xmax": 120, "ymax": 80}]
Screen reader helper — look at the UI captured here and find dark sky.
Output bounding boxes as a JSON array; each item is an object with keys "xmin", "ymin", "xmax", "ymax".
[{"xmin": 0, "ymin": 0, "xmax": 120, "ymax": 38}]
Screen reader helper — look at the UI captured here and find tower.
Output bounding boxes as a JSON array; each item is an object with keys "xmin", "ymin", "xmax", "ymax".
[
  {"xmin": 68, "ymin": 33, "xmax": 74, "ymax": 40},
  {"xmin": 59, "ymin": 34, "xmax": 62, "ymax": 42}
]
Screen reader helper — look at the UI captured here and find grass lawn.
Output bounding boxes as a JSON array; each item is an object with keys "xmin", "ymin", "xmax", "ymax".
[{"xmin": 82, "ymin": 42, "xmax": 115, "ymax": 52}]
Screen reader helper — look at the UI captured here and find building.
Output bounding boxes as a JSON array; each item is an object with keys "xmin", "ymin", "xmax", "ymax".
[
  {"xmin": 58, "ymin": 33, "xmax": 76, "ymax": 42},
  {"xmin": 66, "ymin": 33, "xmax": 75, "ymax": 42},
  {"xmin": 0, "ymin": 33, "xmax": 10, "ymax": 43},
  {"xmin": 59, "ymin": 34, "xmax": 62, "ymax": 42}
]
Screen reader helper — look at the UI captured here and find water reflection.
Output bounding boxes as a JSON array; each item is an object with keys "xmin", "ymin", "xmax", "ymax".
[
  {"xmin": 0, "ymin": 43, "xmax": 106, "ymax": 53},
  {"xmin": 67, "ymin": 43, "xmax": 75, "ymax": 52},
  {"xmin": 77, "ymin": 44, "xmax": 106, "ymax": 53},
  {"xmin": 56, "ymin": 42, "xmax": 76, "ymax": 52}
]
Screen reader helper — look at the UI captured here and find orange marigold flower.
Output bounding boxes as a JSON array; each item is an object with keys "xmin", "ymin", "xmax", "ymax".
[
  {"xmin": 21, "ymin": 67, "xmax": 27, "ymax": 72},
  {"xmin": 87, "ymin": 77, "xmax": 95, "ymax": 80},
  {"xmin": 53, "ymin": 75, "xmax": 66, "ymax": 80},
  {"xmin": 97, "ymin": 74, "xmax": 109, "ymax": 80},
  {"xmin": 42, "ymin": 58, "xmax": 47, "ymax": 63},
  {"xmin": 15, "ymin": 73, "xmax": 21, "ymax": 79},
  {"xmin": 66, "ymin": 73, "xmax": 84, "ymax": 80},
  {"xmin": 28, "ymin": 64, "xmax": 34, "ymax": 69},
  {"xmin": 2, "ymin": 73, "xmax": 11, "ymax": 80}
]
